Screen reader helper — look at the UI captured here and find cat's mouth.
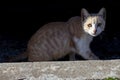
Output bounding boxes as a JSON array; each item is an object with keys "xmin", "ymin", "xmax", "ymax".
[
  {"xmin": 89, "ymin": 30, "xmax": 101, "ymax": 36},
  {"xmin": 90, "ymin": 33, "xmax": 98, "ymax": 36},
  {"xmin": 91, "ymin": 34, "xmax": 97, "ymax": 36}
]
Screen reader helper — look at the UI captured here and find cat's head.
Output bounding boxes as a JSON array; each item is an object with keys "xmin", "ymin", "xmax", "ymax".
[{"xmin": 81, "ymin": 8, "xmax": 106, "ymax": 36}]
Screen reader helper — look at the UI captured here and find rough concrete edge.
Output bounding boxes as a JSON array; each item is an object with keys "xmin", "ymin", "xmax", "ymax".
[{"xmin": 0, "ymin": 60, "xmax": 120, "ymax": 80}]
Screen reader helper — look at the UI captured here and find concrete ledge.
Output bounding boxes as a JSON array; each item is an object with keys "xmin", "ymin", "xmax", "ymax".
[{"xmin": 0, "ymin": 60, "xmax": 120, "ymax": 80}]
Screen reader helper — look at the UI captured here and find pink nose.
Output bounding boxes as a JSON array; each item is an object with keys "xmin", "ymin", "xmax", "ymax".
[{"xmin": 93, "ymin": 30, "xmax": 97, "ymax": 34}]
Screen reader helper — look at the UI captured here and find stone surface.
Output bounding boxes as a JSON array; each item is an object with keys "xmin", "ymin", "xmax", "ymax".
[{"xmin": 0, "ymin": 60, "xmax": 120, "ymax": 80}]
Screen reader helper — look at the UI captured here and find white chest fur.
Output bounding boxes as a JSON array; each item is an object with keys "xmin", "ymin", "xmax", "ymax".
[
  {"xmin": 73, "ymin": 34, "xmax": 93, "ymax": 54},
  {"xmin": 72, "ymin": 35, "xmax": 99, "ymax": 60}
]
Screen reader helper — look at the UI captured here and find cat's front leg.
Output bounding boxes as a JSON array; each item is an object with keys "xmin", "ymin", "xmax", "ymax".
[
  {"xmin": 77, "ymin": 51, "xmax": 99, "ymax": 60},
  {"xmin": 73, "ymin": 37, "xmax": 99, "ymax": 60},
  {"xmin": 76, "ymin": 47, "xmax": 99, "ymax": 60},
  {"xmin": 85, "ymin": 50, "xmax": 99, "ymax": 60},
  {"xmin": 75, "ymin": 46, "xmax": 99, "ymax": 60}
]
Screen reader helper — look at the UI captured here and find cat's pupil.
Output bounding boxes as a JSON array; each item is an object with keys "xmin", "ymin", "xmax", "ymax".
[{"xmin": 88, "ymin": 24, "xmax": 92, "ymax": 27}]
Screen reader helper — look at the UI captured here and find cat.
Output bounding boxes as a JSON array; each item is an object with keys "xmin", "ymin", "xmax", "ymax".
[{"xmin": 7, "ymin": 8, "xmax": 106, "ymax": 62}]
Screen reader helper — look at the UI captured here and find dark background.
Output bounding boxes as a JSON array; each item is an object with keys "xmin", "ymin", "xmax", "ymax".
[
  {"xmin": 0, "ymin": 0, "xmax": 118, "ymax": 39},
  {"xmin": 0, "ymin": 0, "xmax": 120, "ymax": 62}
]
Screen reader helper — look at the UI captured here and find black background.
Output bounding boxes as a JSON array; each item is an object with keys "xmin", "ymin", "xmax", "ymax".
[{"xmin": 0, "ymin": 0, "xmax": 119, "ymax": 40}]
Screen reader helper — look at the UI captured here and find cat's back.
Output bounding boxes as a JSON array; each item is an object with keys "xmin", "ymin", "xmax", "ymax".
[
  {"xmin": 27, "ymin": 22, "xmax": 71, "ymax": 60},
  {"xmin": 27, "ymin": 22, "xmax": 71, "ymax": 50},
  {"xmin": 29, "ymin": 22, "xmax": 69, "ymax": 42},
  {"xmin": 28, "ymin": 16, "xmax": 81, "ymax": 46},
  {"xmin": 27, "ymin": 16, "xmax": 82, "ymax": 61}
]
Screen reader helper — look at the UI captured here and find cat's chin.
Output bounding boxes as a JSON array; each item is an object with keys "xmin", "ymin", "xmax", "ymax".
[
  {"xmin": 86, "ymin": 32, "xmax": 98, "ymax": 37},
  {"xmin": 91, "ymin": 35, "xmax": 97, "ymax": 37},
  {"xmin": 89, "ymin": 34, "xmax": 97, "ymax": 37},
  {"xmin": 89, "ymin": 32, "xmax": 100, "ymax": 37}
]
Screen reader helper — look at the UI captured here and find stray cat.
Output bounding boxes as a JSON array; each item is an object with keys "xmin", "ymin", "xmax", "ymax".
[{"xmin": 7, "ymin": 8, "xmax": 106, "ymax": 62}]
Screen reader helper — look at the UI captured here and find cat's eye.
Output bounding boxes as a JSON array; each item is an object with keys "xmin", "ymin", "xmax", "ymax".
[
  {"xmin": 87, "ymin": 24, "xmax": 92, "ymax": 27},
  {"xmin": 97, "ymin": 23, "xmax": 102, "ymax": 27}
]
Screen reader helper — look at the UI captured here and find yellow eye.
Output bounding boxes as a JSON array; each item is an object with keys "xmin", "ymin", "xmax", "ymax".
[{"xmin": 87, "ymin": 24, "xmax": 92, "ymax": 27}]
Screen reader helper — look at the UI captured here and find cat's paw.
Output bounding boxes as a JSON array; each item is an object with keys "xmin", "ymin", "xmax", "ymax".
[{"xmin": 88, "ymin": 53, "xmax": 100, "ymax": 60}]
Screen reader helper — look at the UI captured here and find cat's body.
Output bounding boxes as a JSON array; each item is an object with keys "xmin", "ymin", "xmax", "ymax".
[
  {"xmin": 7, "ymin": 8, "xmax": 106, "ymax": 62},
  {"xmin": 28, "ymin": 16, "xmax": 93, "ymax": 61}
]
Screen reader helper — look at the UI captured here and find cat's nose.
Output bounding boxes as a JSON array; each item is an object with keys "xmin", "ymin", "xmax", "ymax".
[{"xmin": 93, "ymin": 29, "xmax": 97, "ymax": 34}]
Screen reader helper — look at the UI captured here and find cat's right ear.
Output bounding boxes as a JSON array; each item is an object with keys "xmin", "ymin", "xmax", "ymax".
[
  {"xmin": 98, "ymin": 8, "xmax": 106, "ymax": 20},
  {"xmin": 81, "ymin": 8, "xmax": 90, "ymax": 21}
]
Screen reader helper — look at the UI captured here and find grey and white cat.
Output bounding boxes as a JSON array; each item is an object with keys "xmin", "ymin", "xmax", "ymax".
[{"xmin": 8, "ymin": 8, "xmax": 106, "ymax": 61}]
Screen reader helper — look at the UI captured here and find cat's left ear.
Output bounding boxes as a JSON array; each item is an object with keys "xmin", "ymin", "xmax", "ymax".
[{"xmin": 98, "ymin": 8, "xmax": 106, "ymax": 20}]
